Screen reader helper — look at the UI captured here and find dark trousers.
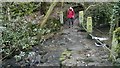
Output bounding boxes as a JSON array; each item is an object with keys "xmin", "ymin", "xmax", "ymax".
[{"xmin": 68, "ymin": 18, "xmax": 74, "ymax": 27}]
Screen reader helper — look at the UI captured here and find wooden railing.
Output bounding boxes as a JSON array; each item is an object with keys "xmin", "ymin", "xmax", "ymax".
[{"xmin": 78, "ymin": 10, "xmax": 117, "ymax": 62}]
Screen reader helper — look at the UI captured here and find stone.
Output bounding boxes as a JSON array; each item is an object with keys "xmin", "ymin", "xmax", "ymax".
[
  {"xmin": 101, "ymin": 55, "xmax": 108, "ymax": 59},
  {"xmin": 77, "ymin": 61, "xmax": 85, "ymax": 66},
  {"xmin": 68, "ymin": 45, "xmax": 84, "ymax": 51},
  {"xmin": 88, "ymin": 62, "xmax": 99, "ymax": 66},
  {"xmin": 59, "ymin": 42, "xmax": 66, "ymax": 45},
  {"xmin": 40, "ymin": 58, "xmax": 48, "ymax": 63},
  {"xmin": 88, "ymin": 56, "xmax": 100, "ymax": 62},
  {"xmin": 0, "ymin": 26, "xmax": 6, "ymax": 32},
  {"xmin": 62, "ymin": 59, "xmax": 77, "ymax": 66},
  {"xmin": 83, "ymin": 57, "xmax": 94, "ymax": 63},
  {"xmin": 35, "ymin": 55, "xmax": 41, "ymax": 64},
  {"xmin": 86, "ymin": 54, "xmax": 91, "ymax": 57}
]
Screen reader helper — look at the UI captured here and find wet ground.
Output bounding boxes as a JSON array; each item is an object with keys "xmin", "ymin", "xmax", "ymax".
[
  {"xmin": 1, "ymin": 7, "xmax": 114, "ymax": 67},
  {"xmin": 39, "ymin": 17, "xmax": 112, "ymax": 66},
  {"xmin": 2, "ymin": 18, "xmax": 112, "ymax": 67},
  {"xmin": 40, "ymin": 25, "xmax": 112, "ymax": 66}
]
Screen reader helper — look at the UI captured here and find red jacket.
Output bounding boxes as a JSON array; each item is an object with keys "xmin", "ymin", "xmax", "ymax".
[{"xmin": 67, "ymin": 9, "xmax": 75, "ymax": 18}]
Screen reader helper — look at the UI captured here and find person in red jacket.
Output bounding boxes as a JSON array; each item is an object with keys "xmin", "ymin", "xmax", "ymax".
[{"xmin": 67, "ymin": 7, "xmax": 75, "ymax": 28}]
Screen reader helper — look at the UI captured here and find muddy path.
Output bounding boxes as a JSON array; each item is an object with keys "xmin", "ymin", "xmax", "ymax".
[
  {"xmin": 2, "ymin": 18, "xmax": 112, "ymax": 67},
  {"xmin": 2, "ymin": 17, "xmax": 112, "ymax": 68},
  {"xmin": 36, "ymin": 18, "xmax": 112, "ymax": 66},
  {"xmin": 2, "ymin": 6, "xmax": 112, "ymax": 67}
]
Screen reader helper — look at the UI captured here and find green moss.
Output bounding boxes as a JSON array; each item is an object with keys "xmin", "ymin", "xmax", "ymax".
[
  {"xmin": 114, "ymin": 27, "xmax": 120, "ymax": 56},
  {"xmin": 114, "ymin": 27, "xmax": 120, "ymax": 38},
  {"xmin": 59, "ymin": 55, "xmax": 66, "ymax": 61},
  {"xmin": 59, "ymin": 50, "xmax": 72, "ymax": 62}
]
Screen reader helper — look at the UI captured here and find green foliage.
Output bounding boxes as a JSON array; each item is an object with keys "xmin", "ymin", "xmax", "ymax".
[
  {"xmin": 113, "ymin": 1, "xmax": 120, "ymax": 19},
  {"xmin": 44, "ymin": 18, "xmax": 61, "ymax": 32},
  {"xmin": 2, "ymin": 19, "xmax": 38, "ymax": 58},
  {"xmin": 59, "ymin": 49, "xmax": 71, "ymax": 62},
  {"xmin": 1, "ymin": 2, "xmax": 61, "ymax": 60},
  {"xmin": 2, "ymin": 2, "xmax": 40, "ymax": 19},
  {"xmin": 113, "ymin": 58, "xmax": 120, "ymax": 66},
  {"xmin": 14, "ymin": 51, "xmax": 25, "ymax": 61},
  {"xmin": 109, "ymin": 2, "xmax": 120, "ymax": 36},
  {"xmin": 114, "ymin": 27, "xmax": 120, "ymax": 39},
  {"xmin": 110, "ymin": 1, "xmax": 120, "ymax": 62},
  {"xmin": 110, "ymin": 2, "xmax": 120, "ymax": 25},
  {"xmin": 40, "ymin": 2, "xmax": 50, "ymax": 15},
  {"xmin": 84, "ymin": 3, "xmax": 113, "ymax": 27},
  {"xmin": 2, "ymin": 17, "xmax": 61, "ymax": 59},
  {"xmin": 113, "ymin": 27, "xmax": 120, "ymax": 66},
  {"xmin": 114, "ymin": 27, "xmax": 120, "ymax": 56}
]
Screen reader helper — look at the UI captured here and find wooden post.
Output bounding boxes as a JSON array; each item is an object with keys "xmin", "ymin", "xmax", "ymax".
[
  {"xmin": 87, "ymin": 17, "xmax": 92, "ymax": 33},
  {"xmin": 110, "ymin": 30, "xmax": 118, "ymax": 61},
  {"xmin": 60, "ymin": 11, "xmax": 63, "ymax": 24},
  {"xmin": 61, "ymin": 0, "xmax": 64, "ymax": 8},
  {"xmin": 79, "ymin": 11, "xmax": 83, "ymax": 25}
]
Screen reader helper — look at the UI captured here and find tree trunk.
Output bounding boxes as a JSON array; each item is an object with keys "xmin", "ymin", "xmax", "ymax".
[
  {"xmin": 109, "ymin": 17, "xmax": 118, "ymax": 37},
  {"xmin": 109, "ymin": 23, "xmax": 115, "ymax": 37},
  {"xmin": 40, "ymin": 2, "xmax": 57, "ymax": 28}
]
